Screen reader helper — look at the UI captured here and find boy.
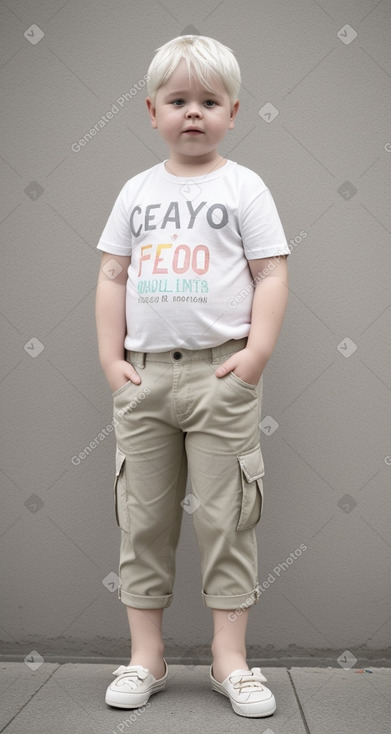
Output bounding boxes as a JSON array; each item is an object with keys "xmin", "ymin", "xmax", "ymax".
[{"xmin": 96, "ymin": 35, "xmax": 289, "ymax": 718}]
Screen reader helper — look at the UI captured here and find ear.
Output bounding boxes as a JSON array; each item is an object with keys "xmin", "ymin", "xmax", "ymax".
[
  {"xmin": 228, "ymin": 99, "xmax": 240, "ymax": 130},
  {"xmin": 146, "ymin": 97, "xmax": 158, "ymax": 128}
]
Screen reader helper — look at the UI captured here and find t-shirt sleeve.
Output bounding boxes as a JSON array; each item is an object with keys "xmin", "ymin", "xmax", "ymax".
[
  {"xmin": 239, "ymin": 178, "xmax": 290, "ymax": 260},
  {"xmin": 96, "ymin": 181, "xmax": 132, "ymax": 256}
]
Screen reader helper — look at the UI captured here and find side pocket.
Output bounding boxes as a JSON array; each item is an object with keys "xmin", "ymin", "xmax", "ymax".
[
  {"xmin": 236, "ymin": 445, "xmax": 265, "ymax": 531},
  {"xmin": 113, "ymin": 446, "xmax": 130, "ymax": 532}
]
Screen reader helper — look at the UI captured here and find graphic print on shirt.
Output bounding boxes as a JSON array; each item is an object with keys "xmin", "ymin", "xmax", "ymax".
[{"xmin": 131, "ymin": 199, "xmax": 229, "ymax": 305}]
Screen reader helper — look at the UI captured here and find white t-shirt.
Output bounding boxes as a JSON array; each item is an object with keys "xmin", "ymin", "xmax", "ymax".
[{"xmin": 97, "ymin": 159, "xmax": 290, "ymax": 352}]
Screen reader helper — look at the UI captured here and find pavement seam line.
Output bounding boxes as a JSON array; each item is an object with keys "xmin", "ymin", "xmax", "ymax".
[
  {"xmin": 287, "ymin": 668, "xmax": 311, "ymax": 734},
  {"xmin": 0, "ymin": 664, "xmax": 60, "ymax": 733}
]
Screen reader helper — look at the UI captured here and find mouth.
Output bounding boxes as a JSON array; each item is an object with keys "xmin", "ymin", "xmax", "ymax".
[{"xmin": 183, "ymin": 128, "xmax": 204, "ymax": 134}]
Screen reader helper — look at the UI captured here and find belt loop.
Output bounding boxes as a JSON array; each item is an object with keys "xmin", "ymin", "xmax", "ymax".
[
  {"xmin": 127, "ymin": 350, "xmax": 146, "ymax": 369},
  {"xmin": 211, "ymin": 338, "xmax": 247, "ymax": 364},
  {"xmin": 211, "ymin": 345, "xmax": 221, "ymax": 365}
]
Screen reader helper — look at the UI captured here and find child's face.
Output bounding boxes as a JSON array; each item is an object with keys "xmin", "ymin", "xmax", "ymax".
[{"xmin": 146, "ymin": 58, "xmax": 239, "ymax": 161}]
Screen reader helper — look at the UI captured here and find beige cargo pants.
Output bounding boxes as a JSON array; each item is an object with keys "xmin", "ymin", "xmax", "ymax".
[{"xmin": 112, "ymin": 337, "xmax": 265, "ymax": 610}]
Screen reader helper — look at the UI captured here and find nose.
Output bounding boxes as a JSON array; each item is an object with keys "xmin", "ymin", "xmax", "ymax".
[{"xmin": 185, "ymin": 101, "xmax": 203, "ymax": 118}]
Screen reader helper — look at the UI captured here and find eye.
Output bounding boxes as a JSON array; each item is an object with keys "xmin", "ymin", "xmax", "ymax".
[
  {"xmin": 171, "ymin": 99, "xmax": 185, "ymax": 106},
  {"xmin": 204, "ymin": 100, "xmax": 217, "ymax": 107}
]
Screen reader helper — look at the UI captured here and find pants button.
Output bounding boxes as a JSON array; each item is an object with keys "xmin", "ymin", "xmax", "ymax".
[{"xmin": 172, "ymin": 351, "xmax": 183, "ymax": 360}]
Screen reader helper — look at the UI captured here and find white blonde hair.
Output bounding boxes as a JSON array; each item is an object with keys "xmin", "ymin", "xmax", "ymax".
[{"xmin": 146, "ymin": 35, "xmax": 241, "ymax": 103}]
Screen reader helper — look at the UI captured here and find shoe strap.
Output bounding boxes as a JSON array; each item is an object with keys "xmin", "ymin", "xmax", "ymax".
[
  {"xmin": 112, "ymin": 665, "xmax": 149, "ymax": 680},
  {"xmin": 250, "ymin": 667, "xmax": 267, "ymax": 682},
  {"xmin": 230, "ymin": 667, "xmax": 268, "ymax": 692},
  {"xmin": 228, "ymin": 667, "xmax": 267, "ymax": 682}
]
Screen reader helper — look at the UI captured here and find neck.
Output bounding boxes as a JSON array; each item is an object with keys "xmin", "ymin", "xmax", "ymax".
[{"xmin": 164, "ymin": 154, "xmax": 226, "ymax": 177}]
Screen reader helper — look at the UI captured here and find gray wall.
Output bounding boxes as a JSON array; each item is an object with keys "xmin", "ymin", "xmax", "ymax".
[{"xmin": 1, "ymin": 0, "xmax": 390, "ymax": 664}]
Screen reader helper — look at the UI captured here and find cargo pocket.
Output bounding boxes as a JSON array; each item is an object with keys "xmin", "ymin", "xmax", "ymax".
[
  {"xmin": 113, "ymin": 446, "xmax": 130, "ymax": 532},
  {"xmin": 236, "ymin": 445, "xmax": 265, "ymax": 531}
]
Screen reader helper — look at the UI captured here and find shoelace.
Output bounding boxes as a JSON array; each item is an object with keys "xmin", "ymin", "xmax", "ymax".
[{"xmin": 231, "ymin": 669, "xmax": 267, "ymax": 693}]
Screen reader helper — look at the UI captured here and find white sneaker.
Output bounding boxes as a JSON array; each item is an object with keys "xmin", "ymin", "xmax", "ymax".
[
  {"xmin": 105, "ymin": 659, "xmax": 168, "ymax": 708},
  {"xmin": 210, "ymin": 665, "xmax": 276, "ymax": 717}
]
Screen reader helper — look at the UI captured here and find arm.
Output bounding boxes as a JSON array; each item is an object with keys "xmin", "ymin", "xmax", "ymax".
[
  {"xmin": 95, "ymin": 252, "xmax": 141, "ymax": 390},
  {"xmin": 215, "ymin": 255, "xmax": 288, "ymax": 384}
]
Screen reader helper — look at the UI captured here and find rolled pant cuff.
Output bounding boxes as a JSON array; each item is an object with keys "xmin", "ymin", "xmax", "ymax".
[
  {"xmin": 119, "ymin": 589, "xmax": 174, "ymax": 609},
  {"xmin": 201, "ymin": 587, "xmax": 260, "ymax": 610}
]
